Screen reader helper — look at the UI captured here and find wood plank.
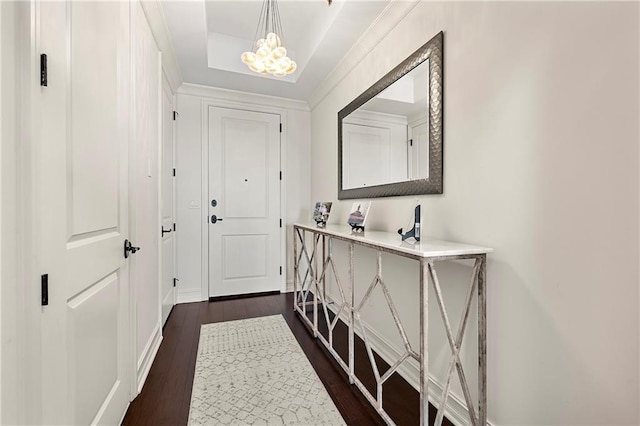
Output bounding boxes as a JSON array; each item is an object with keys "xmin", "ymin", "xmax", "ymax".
[{"xmin": 122, "ymin": 293, "xmax": 453, "ymax": 426}]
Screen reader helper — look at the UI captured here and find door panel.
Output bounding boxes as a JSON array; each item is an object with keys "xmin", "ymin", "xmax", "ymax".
[
  {"xmin": 343, "ymin": 123, "xmax": 391, "ymax": 188},
  {"xmin": 222, "ymin": 119, "xmax": 269, "ymax": 218},
  {"xmin": 68, "ymin": 274, "xmax": 119, "ymax": 425},
  {"xmin": 222, "ymin": 234, "xmax": 269, "ymax": 279},
  {"xmin": 209, "ymin": 107, "xmax": 281, "ymax": 297},
  {"xmin": 38, "ymin": 1, "xmax": 131, "ymax": 425},
  {"xmin": 160, "ymin": 81, "xmax": 175, "ymax": 325}
]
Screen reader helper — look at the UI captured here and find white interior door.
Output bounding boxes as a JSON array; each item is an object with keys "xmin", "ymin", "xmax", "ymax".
[
  {"xmin": 208, "ymin": 107, "xmax": 281, "ymax": 297},
  {"xmin": 38, "ymin": 1, "xmax": 131, "ymax": 424},
  {"xmin": 343, "ymin": 123, "xmax": 391, "ymax": 188},
  {"xmin": 160, "ymin": 80, "xmax": 175, "ymax": 325}
]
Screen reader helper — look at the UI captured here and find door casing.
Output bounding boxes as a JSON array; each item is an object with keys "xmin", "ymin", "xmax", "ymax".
[{"xmin": 160, "ymin": 73, "xmax": 176, "ymax": 325}]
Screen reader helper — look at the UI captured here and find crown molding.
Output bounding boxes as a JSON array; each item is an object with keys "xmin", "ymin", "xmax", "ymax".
[
  {"xmin": 307, "ymin": 0, "xmax": 420, "ymax": 110},
  {"xmin": 139, "ymin": 0, "xmax": 183, "ymax": 94},
  {"xmin": 177, "ymin": 83, "xmax": 310, "ymax": 112}
]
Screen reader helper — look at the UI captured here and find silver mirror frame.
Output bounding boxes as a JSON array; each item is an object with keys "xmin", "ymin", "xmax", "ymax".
[{"xmin": 338, "ymin": 31, "xmax": 443, "ymax": 199}]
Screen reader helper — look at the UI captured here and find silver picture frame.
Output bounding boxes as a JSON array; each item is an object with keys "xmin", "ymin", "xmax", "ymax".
[{"xmin": 338, "ymin": 31, "xmax": 443, "ymax": 199}]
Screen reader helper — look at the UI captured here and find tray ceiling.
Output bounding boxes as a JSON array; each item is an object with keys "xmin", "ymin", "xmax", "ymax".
[{"xmin": 161, "ymin": 0, "xmax": 390, "ymax": 100}]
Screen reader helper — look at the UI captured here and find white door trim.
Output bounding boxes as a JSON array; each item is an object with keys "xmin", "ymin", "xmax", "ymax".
[
  {"xmin": 128, "ymin": 0, "xmax": 164, "ymax": 398},
  {"xmin": 200, "ymin": 98, "xmax": 287, "ymax": 301},
  {"xmin": 4, "ymin": 2, "xmax": 44, "ymax": 424},
  {"xmin": 127, "ymin": 1, "xmax": 138, "ymax": 400},
  {"xmin": 160, "ymin": 70, "xmax": 176, "ymax": 324}
]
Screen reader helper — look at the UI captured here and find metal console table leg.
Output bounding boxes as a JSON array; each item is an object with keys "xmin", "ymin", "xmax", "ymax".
[{"xmin": 292, "ymin": 225, "xmax": 491, "ymax": 426}]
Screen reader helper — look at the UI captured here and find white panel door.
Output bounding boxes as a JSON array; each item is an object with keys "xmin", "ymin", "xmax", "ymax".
[
  {"xmin": 38, "ymin": 1, "xmax": 131, "ymax": 424},
  {"xmin": 343, "ymin": 123, "xmax": 391, "ymax": 188},
  {"xmin": 208, "ymin": 107, "xmax": 281, "ymax": 297},
  {"xmin": 160, "ymin": 81, "xmax": 175, "ymax": 325}
]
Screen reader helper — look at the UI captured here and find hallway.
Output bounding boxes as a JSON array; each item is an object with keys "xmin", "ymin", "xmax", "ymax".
[{"xmin": 122, "ymin": 293, "xmax": 453, "ymax": 426}]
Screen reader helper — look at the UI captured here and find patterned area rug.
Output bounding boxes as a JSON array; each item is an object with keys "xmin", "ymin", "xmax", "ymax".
[{"xmin": 188, "ymin": 315, "xmax": 346, "ymax": 425}]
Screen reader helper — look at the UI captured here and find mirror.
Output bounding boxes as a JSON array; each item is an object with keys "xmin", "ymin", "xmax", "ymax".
[{"xmin": 338, "ymin": 31, "xmax": 443, "ymax": 199}]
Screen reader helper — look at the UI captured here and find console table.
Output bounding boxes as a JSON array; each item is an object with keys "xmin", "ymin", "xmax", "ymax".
[{"xmin": 293, "ymin": 223, "xmax": 492, "ymax": 426}]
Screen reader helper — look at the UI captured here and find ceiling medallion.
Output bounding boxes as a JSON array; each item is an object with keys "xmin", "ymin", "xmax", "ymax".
[{"xmin": 240, "ymin": 0, "xmax": 296, "ymax": 77}]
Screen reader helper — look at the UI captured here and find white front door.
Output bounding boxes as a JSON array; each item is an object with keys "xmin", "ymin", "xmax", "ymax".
[
  {"xmin": 208, "ymin": 107, "xmax": 281, "ymax": 297},
  {"xmin": 160, "ymin": 80, "xmax": 175, "ymax": 325},
  {"xmin": 38, "ymin": 1, "xmax": 131, "ymax": 424}
]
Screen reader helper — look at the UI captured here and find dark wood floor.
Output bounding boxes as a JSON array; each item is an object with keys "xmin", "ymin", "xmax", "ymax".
[{"xmin": 122, "ymin": 293, "xmax": 453, "ymax": 426}]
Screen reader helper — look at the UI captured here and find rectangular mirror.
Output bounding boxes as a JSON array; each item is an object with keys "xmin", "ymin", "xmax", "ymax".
[{"xmin": 338, "ymin": 31, "xmax": 443, "ymax": 199}]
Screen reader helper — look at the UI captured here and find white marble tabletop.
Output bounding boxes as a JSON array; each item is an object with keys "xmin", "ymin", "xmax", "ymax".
[{"xmin": 294, "ymin": 223, "xmax": 492, "ymax": 258}]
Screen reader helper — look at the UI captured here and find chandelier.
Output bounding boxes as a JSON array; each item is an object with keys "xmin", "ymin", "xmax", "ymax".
[{"xmin": 240, "ymin": 0, "xmax": 297, "ymax": 77}]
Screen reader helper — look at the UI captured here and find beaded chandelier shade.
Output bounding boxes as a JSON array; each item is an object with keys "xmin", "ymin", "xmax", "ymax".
[{"xmin": 240, "ymin": 0, "xmax": 297, "ymax": 77}]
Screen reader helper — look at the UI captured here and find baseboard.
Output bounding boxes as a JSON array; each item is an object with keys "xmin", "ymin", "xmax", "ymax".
[
  {"xmin": 177, "ymin": 289, "xmax": 203, "ymax": 304},
  {"xmin": 209, "ymin": 290, "xmax": 280, "ymax": 302},
  {"xmin": 136, "ymin": 323, "xmax": 163, "ymax": 394},
  {"xmin": 322, "ymin": 294, "xmax": 488, "ymax": 426}
]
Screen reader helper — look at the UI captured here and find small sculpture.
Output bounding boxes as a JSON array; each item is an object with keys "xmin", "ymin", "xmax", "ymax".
[
  {"xmin": 398, "ymin": 204, "xmax": 421, "ymax": 242},
  {"xmin": 347, "ymin": 202, "xmax": 371, "ymax": 233}
]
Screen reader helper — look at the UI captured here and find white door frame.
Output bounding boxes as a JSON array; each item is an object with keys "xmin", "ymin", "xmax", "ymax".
[
  {"xmin": 128, "ymin": 0, "xmax": 164, "ymax": 398},
  {"xmin": 200, "ymin": 99, "xmax": 287, "ymax": 301},
  {"xmin": 160, "ymin": 71, "xmax": 176, "ymax": 322},
  {"xmin": 3, "ymin": 2, "xmax": 45, "ymax": 424}
]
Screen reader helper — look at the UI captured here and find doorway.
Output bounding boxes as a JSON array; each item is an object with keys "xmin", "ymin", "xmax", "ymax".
[{"xmin": 207, "ymin": 106, "xmax": 282, "ymax": 297}]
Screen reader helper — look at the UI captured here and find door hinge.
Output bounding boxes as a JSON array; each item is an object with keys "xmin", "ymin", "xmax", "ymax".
[
  {"xmin": 173, "ymin": 111, "xmax": 178, "ymax": 120},
  {"xmin": 173, "ymin": 223, "xmax": 176, "ymax": 232},
  {"xmin": 173, "ymin": 278, "xmax": 179, "ymax": 287},
  {"xmin": 280, "ymin": 219, "xmax": 283, "ymax": 228},
  {"xmin": 173, "ymin": 168, "xmax": 176, "ymax": 177},
  {"xmin": 280, "ymin": 266, "xmax": 283, "ymax": 276},
  {"xmin": 279, "ymin": 171, "xmax": 282, "ymax": 180},
  {"xmin": 40, "ymin": 54, "xmax": 48, "ymax": 87},
  {"xmin": 409, "ymin": 139, "xmax": 413, "ymax": 146},
  {"xmin": 41, "ymin": 274, "xmax": 49, "ymax": 306},
  {"xmin": 279, "ymin": 123, "xmax": 282, "ymax": 133}
]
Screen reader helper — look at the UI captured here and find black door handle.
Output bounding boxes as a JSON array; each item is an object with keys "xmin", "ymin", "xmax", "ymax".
[
  {"xmin": 161, "ymin": 227, "xmax": 172, "ymax": 236},
  {"xmin": 211, "ymin": 215, "xmax": 223, "ymax": 224},
  {"xmin": 124, "ymin": 239, "xmax": 141, "ymax": 259}
]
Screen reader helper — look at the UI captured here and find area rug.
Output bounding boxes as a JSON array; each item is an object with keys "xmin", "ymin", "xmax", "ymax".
[{"xmin": 188, "ymin": 315, "xmax": 346, "ymax": 425}]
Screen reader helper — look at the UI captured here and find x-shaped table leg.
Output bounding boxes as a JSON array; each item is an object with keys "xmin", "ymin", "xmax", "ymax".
[
  {"xmin": 429, "ymin": 259, "xmax": 482, "ymax": 426},
  {"xmin": 295, "ymin": 229, "xmax": 320, "ymax": 308}
]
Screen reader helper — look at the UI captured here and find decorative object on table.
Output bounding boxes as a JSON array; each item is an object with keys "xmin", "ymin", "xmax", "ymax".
[
  {"xmin": 240, "ymin": 0, "xmax": 297, "ymax": 77},
  {"xmin": 347, "ymin": 201, "xmax": 370, "ymax": 232},
  {"xmin": 313, "ymin": 202, "xmax": 333, "ymax": 227},
  {"xmin": 398, "ymin": 204, "xmax": 421, "ymax": 242}
]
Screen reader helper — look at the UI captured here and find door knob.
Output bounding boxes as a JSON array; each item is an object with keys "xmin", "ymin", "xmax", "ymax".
[
  {"xmin": 211, "ymin": 215, "xmax": 223, "ymax": 224},
  {"xmin": 124, "ymin": 239, "xmax": 141, "ymax": 259},
  {"xmin": 161, "ymin": 227, "xmax": 172, "ymax": 236}
]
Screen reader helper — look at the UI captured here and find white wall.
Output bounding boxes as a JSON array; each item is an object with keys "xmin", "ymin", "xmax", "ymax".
[
  {"xmin": 175, "ymin": 84, "xmax": 311, "ymax": 302},
  {"xmin": 310, "ymin": 2, "xmax": 639, "ymax": 425}
]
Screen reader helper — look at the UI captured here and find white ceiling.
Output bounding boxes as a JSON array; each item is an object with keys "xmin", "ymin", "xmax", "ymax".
[{"xmin": 161, "ymin": 0, "xmax": 390, "ymax": 100}]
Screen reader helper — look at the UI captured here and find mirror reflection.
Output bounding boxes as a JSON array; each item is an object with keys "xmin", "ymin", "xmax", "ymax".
[{"xmin": 341, "ymin": 59, "xmax": 430, "ymax": 190}]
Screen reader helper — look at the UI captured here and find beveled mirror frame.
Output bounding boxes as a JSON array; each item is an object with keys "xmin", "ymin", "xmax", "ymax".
[{"xmin": 338, "ymin": 31, "xmax": 443, "ymax": 199}]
